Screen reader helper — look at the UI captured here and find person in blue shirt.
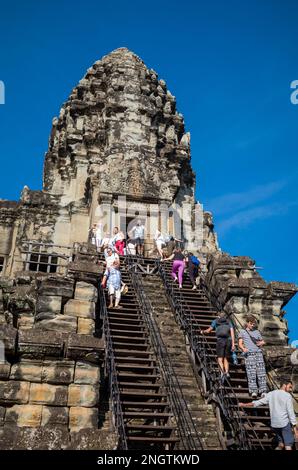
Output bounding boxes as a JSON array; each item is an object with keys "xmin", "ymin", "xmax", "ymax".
[
  {"xmin": 102, "ymin": 261, "xmax": 122, "ymax": 309},
  {"xmin": 202, "ymin": 312, "xmax": 235, "ymax": 380}
]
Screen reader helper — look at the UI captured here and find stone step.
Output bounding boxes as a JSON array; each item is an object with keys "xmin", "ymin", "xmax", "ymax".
[{"xmin": 141, "ymin": 274, "xmax": 222, "ymax": 450}]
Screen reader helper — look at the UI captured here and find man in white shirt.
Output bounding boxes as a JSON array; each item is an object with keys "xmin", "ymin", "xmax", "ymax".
[
  {"xmin": 131, "ymin": 220, "xmax": 145, "ymax": 256},
  {"xmin": 240, "ymin": 379, "xmax": 297, "ymax": 450}
]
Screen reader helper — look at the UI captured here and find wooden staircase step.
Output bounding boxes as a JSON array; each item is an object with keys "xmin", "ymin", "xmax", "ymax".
[
  {"xmin": 120, "ymin": 391, "xmax": 167, "ymax": 399},
  {"xmin": 110, "ymin": 329, "xmax": 148, "ymax": 336},
  {"xmin": 121, "ymin": 401, "xmax": 169, "ymax": 409},
  {"xmin": 127, "ymin": 436, "xmax": 179, "ymax": 443},
  {"xmin": 119, "ymin": 382, "xmax": 161, "ymax": 390},
  {"xmin": 115, "ymin": 357, "xmax": 156, "ymax": 365},
  {"xmin": 118, "ymin": 373, "xmax": 159, "ymax": 381},
  {"xmin": 111, "ymin": 335, "xmax": 149, "ymax": 343},
  {"xmin": 116, "ymin": 361, "xmax": 156, "ymax": 368},
  {"xmin": 126, "ymin": 424, "xmax": 176, "ymax": 431},
  {"xmin": 123, "ymin": 412, "xmax": 172, "ymax": 419},
  {"xmin": 113, "ymin": 342, "xmax": 150, "ymax": 350},
  {"xmin": 108, "ymin": 315, "xmax": 144, "ymax": 323},
  {"xmin": 109, "ymin": 322, "xmax": 146, "ymax": 329},
  {"xmin": 114, "ymin": 349, "xmax": 153, "ymax": 356}
]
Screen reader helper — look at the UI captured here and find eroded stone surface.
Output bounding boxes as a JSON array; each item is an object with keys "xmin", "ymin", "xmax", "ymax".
[
  {"xmin": 74, "ymin": 282, "xmax": 98, "ymax": 302},
  {"xmin": 0, "ymin": 47, "xmax": 296, "ymax": 450},
  {"xmin": 41, "ymin": 406, "xmax": 69, "ymax": 426},
  {"xmin": 74, "ymin": 361, "xmax": 100, "ymax": 385},
  {"xmin": 5, "ymin": 404, "xmax": 43, "ymax": 427},
  {"xmin": 29, "ymin": 383, "xmax": 68, "ymax": 406},
  {"xmin": 0, "ymin": 381, "xmax": 30, "ymax": 405},
  {"xmin": 64, "ymin": 299, "xmax": 95, "ymax": 319},
  {"xmin": 67, "ymin": 384, "xmax": 99, "ymax": 407},
  {"xmin": 69, "ymin": 406, "xmax": 98, "ymax": 431}
]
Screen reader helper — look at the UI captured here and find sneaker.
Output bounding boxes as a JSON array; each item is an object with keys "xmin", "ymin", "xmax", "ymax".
[
  {"xmin": 192, "ymin": 285, "xmax": 197, "ymax": 290},
  {"xmin": 260, "ymin": 392, "xmax": 266, "ymax": 398},
  {"xmin": 251, "ymin": 392, "xmax": 258, "ymax": 399},
  {"xmin": 225, "ymin": 373, "xmax": 230, "ymax": 379},
  {"xmin": 179, "ymin": 285, "xmax": 182, "ymax": 289},
  {"xmin": 173, "ymin": 276, "xmax": 178, "ymax": 282}
]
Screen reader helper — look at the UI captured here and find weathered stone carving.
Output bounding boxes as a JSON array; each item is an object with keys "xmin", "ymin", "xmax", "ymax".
[{"xmin": 0, "ymin": 48, "xmax": 296, "ymax": 449}]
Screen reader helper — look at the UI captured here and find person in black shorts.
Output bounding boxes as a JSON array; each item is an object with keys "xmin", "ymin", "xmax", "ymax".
[
  {"xmin": 131, "ymin": 220, "xmax": 145, "ymax": 256},
  {"xmin": 202, "ymin": 312, "xmax": 235, "ymax": 381}
]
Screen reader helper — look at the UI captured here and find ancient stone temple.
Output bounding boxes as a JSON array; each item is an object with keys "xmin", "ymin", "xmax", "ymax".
[
  {"xmin": 0, "ymin": 47, "xmax": 217, "ymax": 280},
  {"xmin": 0, "ymin": 48, "xmax": 297, "ymax": 450}
]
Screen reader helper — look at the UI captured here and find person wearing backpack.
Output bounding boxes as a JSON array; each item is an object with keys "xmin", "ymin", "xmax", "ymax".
[
  {"xmin": 238, "ymin": 315, "xmax": 267, "ymax": 398},
  {"xmin": 202, "ymin": 312, "xmax": 235, "ymax": 380},
  {"xmin": 186, "ymin": 252, "xmax": 200, "ymax": 290}
]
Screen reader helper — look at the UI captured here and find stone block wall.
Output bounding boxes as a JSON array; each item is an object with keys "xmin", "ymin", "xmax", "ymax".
[{"xmin": 0, "ymin": 274, "xmax": 116, "ymax": 449}]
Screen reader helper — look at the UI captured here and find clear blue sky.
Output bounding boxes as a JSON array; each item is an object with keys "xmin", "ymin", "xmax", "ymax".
[{"xmin": 0, "ymin": 0, "xmax": 297, "ymax": 342}]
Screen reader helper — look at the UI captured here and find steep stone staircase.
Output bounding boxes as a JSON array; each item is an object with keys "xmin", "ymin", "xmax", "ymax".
[
  {"xmin": 141, "ymin": 275, "xmax": 222, "ymax": 450},
  {"xmin": 100, "ymin": 259, "xmax": 179, "ymax": 450},
  {"xmin": 98, "ymin": 252, "xmax": 280, "ymax": 450},
  {"xmin": 158, "ymin": 260, "xmax": 274, "ymax": 449}
]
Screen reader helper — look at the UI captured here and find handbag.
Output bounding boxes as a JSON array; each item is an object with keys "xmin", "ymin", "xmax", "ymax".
[
  {"xmin": 245, "ymin": 328, "xmax": 264, "ymax": 354},
  {"xmin": 121, "ymin": 283, "xmax": 128, "ymax": 295}
]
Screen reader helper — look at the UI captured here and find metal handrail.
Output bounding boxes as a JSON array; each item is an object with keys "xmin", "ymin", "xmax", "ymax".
[
  {"xmin": 99, "ymin": 284, "xmax": 128, "ymax": 450},
  {"xmin": 156, "ymin": 260, "xmax": 266, "ymax": 450},
  {"xmin": 126, "ymin": 255, "xmax": 204, "ymax": 450},
  {"xmin": 199, "ymin": 270, "xmax": 298, "ymax": 406}
]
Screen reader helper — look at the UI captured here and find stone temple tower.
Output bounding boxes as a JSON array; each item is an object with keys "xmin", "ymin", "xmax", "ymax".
[
  {"xmin": 0, "ymin": 48, "xmax": 218, "ymax": 278},
  {"xmin": 0, "ymin": 49, "xmax": 296, "ymax": 450}
]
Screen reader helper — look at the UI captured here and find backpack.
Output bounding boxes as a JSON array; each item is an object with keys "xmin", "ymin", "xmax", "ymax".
[
  {"xmin": 190, "ymin": 255, "xmax": 200, "ymax": 266},
  {"xmin": 215, "ymin": 319, "xmax": 231, "ymax": 338}
]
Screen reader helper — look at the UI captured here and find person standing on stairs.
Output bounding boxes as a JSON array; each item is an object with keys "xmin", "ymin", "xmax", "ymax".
[
  {"xmin": 95, "ymin": 222, "xmax": 103, "ymax": 250},
  {"xmin": 201, "ymin": 312, "xmax": 235, "ymax": 381},
  {"xmin": 239, "ymin": 378, "xmax": 297, "ymax": 450},
  {"xmin": 89, "ymin": 224, "xmax": 97, "ymax": 246},
  {"xmin": 131, "ymin": 219, "xmax": 145, "ymax": 257},
  {"xmin": 101, "ymin": 231, "xmax": 112, "ymax": 252},
  {"xmin": 186, "ymin": 252, "xmax": 201, "ymax": 290},
  {"xmin": 163, "ymin": 247, "xmax": 186, "ymax": 289},
  {"xmin": 104, "ymin": 246, "xmax": 120, "ymax": 268},
  {"xmin": 238, "ymin": 315, "xmax": 267, "ymax": 399},
  {"xmin": 164, "ymin": 234, "xmax": 183, "ymax": 256},
  {"xmin": 111, "ymin": 226, "xmax": 125, "ymax": 255},
  {"xmin": 102, "ymin": 260, "xmax": 122, "ymax": 309},
  {"xmin": 101, "ymin": 246, "xmax": 120, "ymax": 287},
  {"xmin": 154, "ymin": 229, "xmax": 166, "ymax": 259}
]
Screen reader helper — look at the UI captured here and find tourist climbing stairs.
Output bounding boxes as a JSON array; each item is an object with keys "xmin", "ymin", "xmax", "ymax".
[
  {"xmin": 157, "ymin": 260, "xmax": 274, "ymax": 450},
  {"xmin": 99, "ymin": 255, "xmax": 179, "ymax": 450},
  {"xmin": 138, "ymin": 273, "xmax": 222, "ymax": 449}
]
